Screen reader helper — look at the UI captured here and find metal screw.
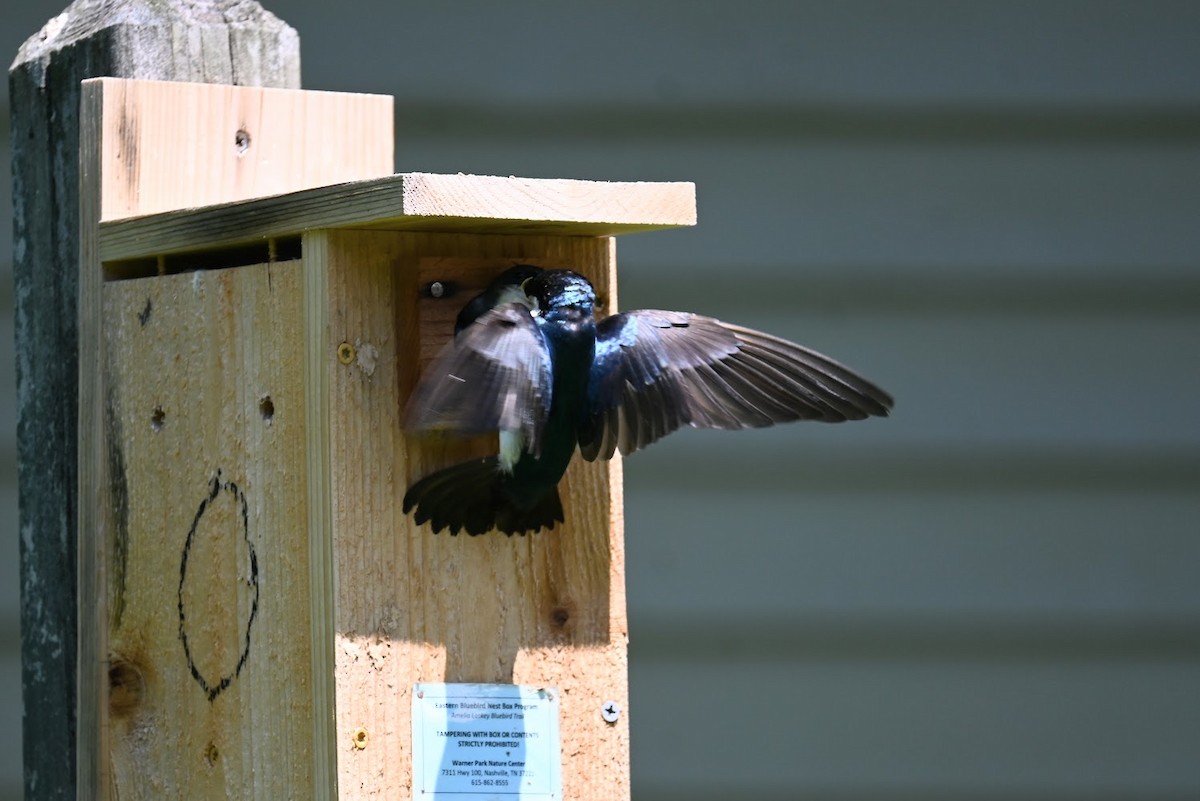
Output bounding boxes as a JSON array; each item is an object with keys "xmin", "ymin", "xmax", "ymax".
[
  {"xmin": 352, "ymin": 728, "xmax": 369, "ymax": 750},
  {"xmin": 337, "ymin": 342, "xmax": 356, "ymax": 364},
  {"xmin": 600, "ymin": 701, "xmax": 620, "ymax": 724},
  {"xmin": 429, "ymin": 281, "xmax": 445, "ymax": 298}
]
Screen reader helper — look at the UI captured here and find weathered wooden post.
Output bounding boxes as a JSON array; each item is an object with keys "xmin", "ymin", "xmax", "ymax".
[
  {"xmin": 11, "ymin": 2, "xmax": 298, "ymax": 797},
  {"xmin": 72, "ymin": 74, "xmax": 693, "ymax": 801}
]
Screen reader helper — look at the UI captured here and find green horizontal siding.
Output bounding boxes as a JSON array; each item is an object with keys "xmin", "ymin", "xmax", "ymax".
[
  {"xmin": 625, "ymin": 489, "xmax": 1200, "ymax": 616},
  {"xmin": 631, "ymin": 660, "xmax": 1200, "ymax": 797}
]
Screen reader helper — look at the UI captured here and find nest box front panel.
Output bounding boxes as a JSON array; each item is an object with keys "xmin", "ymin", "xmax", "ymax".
[{"xmin": 309, "ymin": 229, "xmax": 629, "ymax": 799}]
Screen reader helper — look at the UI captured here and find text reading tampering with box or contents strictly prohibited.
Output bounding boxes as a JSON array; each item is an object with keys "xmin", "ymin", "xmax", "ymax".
[{"xmin": 412, "ymin": 683, "xmax": 563, "ymax": 800}]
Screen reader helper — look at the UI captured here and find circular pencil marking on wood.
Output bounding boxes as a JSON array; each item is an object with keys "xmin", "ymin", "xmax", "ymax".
[{"xmin": 178, "ymin": 470, "xmax": 259, "ymax": 702}]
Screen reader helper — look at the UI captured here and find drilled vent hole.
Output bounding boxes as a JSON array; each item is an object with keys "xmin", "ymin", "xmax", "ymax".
[{"xmin": 259, "ymin": 395, "xmax": 275, "ymax": 426}]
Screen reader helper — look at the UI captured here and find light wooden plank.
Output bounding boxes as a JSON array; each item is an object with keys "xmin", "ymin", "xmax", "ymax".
[
  {"xmin": 103, "ymin": 262, "xmax": 313, "ymax": 798},
  {"xmin": 89, "ymin": 77, "xmax": 394, "ymax": 220},
  {"xmin": 78, "ymin": 77, "xmax": 394, "ymax": 799},
  {"xmin": 304, "ymin": 230, "xmax": 629, "ymax": 799},
  {"xmin": 98, "ymin": 172, "xmax": 697, "ymax": 262},
  {"xmin": 78, "ymin": 78, "xmax": 113, "ymax": 801},
  {"xmin": 302, "ymin": 230, "xmax": 338, "ymax": 801}
]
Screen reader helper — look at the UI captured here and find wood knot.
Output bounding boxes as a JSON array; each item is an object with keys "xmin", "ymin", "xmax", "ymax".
[
  {"xmin": 109, "ymin": 658, "xmax": 145, "ymax": 718},
  {"xmin": 549, "ymin": 606, "xmax": 571, "ymax": 629}
]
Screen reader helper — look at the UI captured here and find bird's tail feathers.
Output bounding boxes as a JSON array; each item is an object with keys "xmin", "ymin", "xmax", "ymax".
[{"xmin": 403, "ymin": 456, "xmax": 563, "ymax": 536}]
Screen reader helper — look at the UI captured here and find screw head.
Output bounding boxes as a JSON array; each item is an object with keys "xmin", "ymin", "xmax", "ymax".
[
  {"xmin": 601, "ymin": 701, "xmax": 621, "ymax": 724},
  {"xmin": 429, "ymin": 281, "xmax": 445, "ymax": 298},
  {"xmin": 352, "ymin": 728, "xmax": 369, "ymax": 750}
]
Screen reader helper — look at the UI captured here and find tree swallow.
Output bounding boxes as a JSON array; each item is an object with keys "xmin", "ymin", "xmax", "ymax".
[{"xmin": 403, "ymin": 265, "xmax": 893, "ymax": 535}]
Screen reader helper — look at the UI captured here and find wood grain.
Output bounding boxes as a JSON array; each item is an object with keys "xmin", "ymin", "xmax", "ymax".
[
  {"xmin": 78, "ymin": 78, "xmax": 393, "ymax": 800},
  {"xmin": 103, "ymin": 262, "xmax": 313, "ymax": 798},
  {"xmin": 80, "ymin": 76, "xmax": 650, "ymax": 801},
  {"xmin": 306, "ymin": 230, "xmax": 630, "ymax": 799},
  {"xmin": 90, "ymin": 77, "xmax": 394, "ymax": 220},
  {"xmin": 98, "ymin": 172, "xmax": 697, "ymax": 263}
]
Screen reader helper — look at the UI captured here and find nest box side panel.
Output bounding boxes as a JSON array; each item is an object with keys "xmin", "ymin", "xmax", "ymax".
[
  {"xmin": 303, "ymin": 229, "xmax": 629, "ymax": 800},
  {"xmin": 79, "ymin": 78, "xmax": 395, "ymax": 797},
  {"xmin": 102, "ymin": 261, "xmax": 313, "ymax": 798}
]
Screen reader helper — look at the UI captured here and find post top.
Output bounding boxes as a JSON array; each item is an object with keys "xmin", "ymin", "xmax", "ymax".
[
  {"xmin": 13, "ymin": 1, "xmax": 299, "ymax": 84},
  {"xmin": 99, "ymin": 171, "xmax": 697, "ymax": 263}
]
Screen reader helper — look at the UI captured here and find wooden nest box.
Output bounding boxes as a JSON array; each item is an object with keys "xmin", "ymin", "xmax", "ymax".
[{"xmin": 79, "ymin": 78, "xmax": 695, "ymax": 799}]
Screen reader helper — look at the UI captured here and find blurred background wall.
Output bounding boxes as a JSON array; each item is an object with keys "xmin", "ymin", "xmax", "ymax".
[{"xmin": 3, "ymin": 1, "xmax": 1199, "ymax": 798}]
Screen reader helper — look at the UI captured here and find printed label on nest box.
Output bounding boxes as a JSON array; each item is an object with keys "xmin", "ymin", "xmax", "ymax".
[{"xmin": 412, "ymin": 683, "xmax": 562, "ymax": 800}]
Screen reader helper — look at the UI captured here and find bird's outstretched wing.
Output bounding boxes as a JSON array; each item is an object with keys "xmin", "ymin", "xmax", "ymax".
[
  {"xmin": 579, "ymin": 310, "xmax": 894, "ymax": 461},
  {"xmin": 405, "ymin": 303, "xmax": 553, "ymax": 455}
]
